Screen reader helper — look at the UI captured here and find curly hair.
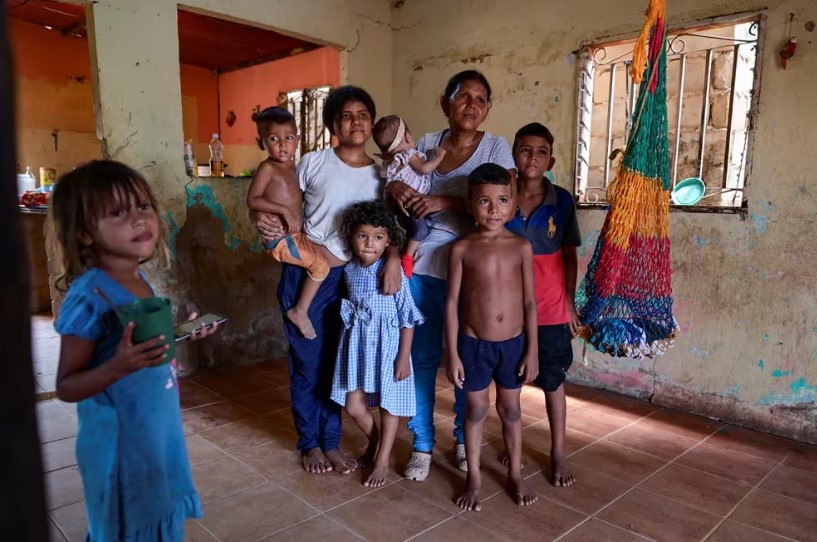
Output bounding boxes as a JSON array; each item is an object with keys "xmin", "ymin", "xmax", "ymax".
[{"xmin": 341, "ymin": 199, "xmax": 406, "ymax": 253}]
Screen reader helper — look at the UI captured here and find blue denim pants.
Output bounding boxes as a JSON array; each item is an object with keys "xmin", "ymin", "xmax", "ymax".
[{"xmin": 407, "ymin": 273, "xmax": 466, "ymax": 452}]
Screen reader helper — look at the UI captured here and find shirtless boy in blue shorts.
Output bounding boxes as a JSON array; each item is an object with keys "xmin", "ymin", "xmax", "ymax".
[{"xmin": 445, "ymin": 163, "xmax": 539, "ymax": 511}]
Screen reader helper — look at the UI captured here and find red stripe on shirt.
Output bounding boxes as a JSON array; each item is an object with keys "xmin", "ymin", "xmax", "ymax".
[{"xmin": 533, "ymin": 253, "xmax": 569, "ymax": 325}]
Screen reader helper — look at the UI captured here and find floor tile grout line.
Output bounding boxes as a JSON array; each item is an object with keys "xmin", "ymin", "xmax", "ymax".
[
  {"xmin": 561, "ymin": 404, "xmax": 663, "ymax": 460},
  {"xmin": 47, "ymin": 515, "xmax": 70, "ymax": 542},
  {"xmin": 700, "ymin": 451, "xmax": 795, "ymax": 541},
  {"xmin": 553, "ymin": 422, "xmax": 721, "ymax": 541},
  {"xmin": 402, "ymin": 515, "xmax": 462, "ymax": 542},
  {"xmin": 192, "ymin": 519, "xmax": 221, "ymax": 541}
]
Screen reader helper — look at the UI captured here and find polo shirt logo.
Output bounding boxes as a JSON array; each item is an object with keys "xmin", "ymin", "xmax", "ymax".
[{"xmin": 548, "ymin": 215, "xmax": 557, "ymax": 238}]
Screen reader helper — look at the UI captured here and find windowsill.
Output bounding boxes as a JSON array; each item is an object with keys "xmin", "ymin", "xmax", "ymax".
[{"xmin": 576, "ymin": 202, "xmax": 748, "ymax": 215}]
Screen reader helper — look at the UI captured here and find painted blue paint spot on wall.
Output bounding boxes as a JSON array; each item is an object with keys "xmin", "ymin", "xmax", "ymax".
[
  {"xmin": 749, "ymin": 213, "xmax": 769, "ymax": 235},
  {"xmin": 185, "ymin": 184, "xmax": 231, "ymax": 234},
  {"xmin": 791, "ymin": 378, "xmax": 816, "ymax": 395},
  {"xmin": 693, "ymin": 236, "xmax": 711, "ymax": 248},
  {"xmin": 721, "ymin": 385, "xmax": 741, "ymax": 397},
  {"xmin": 771, "ymin": 369, "xmax": 792, "ymax": 378},
  {"xmin": 691, "ymin": 346, "xmax": 709, "ymax": 359},
  {"xmin": 758, "ymin": 359, "xmax": 765, "ymax": 370},
  {"xmin": 762, "ymin": 334, "xmax": 769, "ymax": 342},
  {"xmin": 228, "ymin": 235, "xmax": 242, "ymax": 251},
  {"xmin": 758, "ymin": 378, "xmax": 817, "ymax": 405}
]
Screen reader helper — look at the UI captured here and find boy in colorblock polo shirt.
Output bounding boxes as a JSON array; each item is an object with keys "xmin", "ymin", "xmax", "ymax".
[{"xmin": 506, "ymin": 122, "xmax": 581, "ymax": 487}]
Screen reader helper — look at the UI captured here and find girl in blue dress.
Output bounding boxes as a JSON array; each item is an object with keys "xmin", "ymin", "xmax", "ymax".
[
  {"xmin": 330, "ymin": 200, "xmax": 424, "ymax": 488},
  {"xmin": 50, "ymin": 160, "xmax": 219, "ymax": 541}
]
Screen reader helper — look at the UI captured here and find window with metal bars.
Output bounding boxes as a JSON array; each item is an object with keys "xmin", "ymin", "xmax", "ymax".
[
  {"xmin": 574, "ymin": 14, "xmax": 764, "ymax": 211},
  {"xmin": 278, "ymin": 85, "xmax": 332, "ymax": 161}
]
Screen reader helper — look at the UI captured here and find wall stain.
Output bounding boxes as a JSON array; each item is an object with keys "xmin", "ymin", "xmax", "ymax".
[
  {"xmin": 186, "ymin": 185, "xmax": 231, "ymax": 234},
  {"xmin": 771, "ymin": 369, "xmax": 793, "ymax": 378},
  {"xmin": 758, "ymin": 378, "xmax": 817, "ymax": 406},
  {"xmin": 758, "ymin": 359, "xmax": 765, "ymax": 370},
  {"xmin": 691, "ymin": 346, "xmax": 709, "ymax": 359},
  {"xmin": 166, "ymin": 211, "xmax": 180, "ymax": 257},
  {"xmin": 749, "ymin": 212, "xmax": 770, "ymax": 235},
  {"xmin": 578, "ymin": 229, "xmax": 601, "ymax": 257}
]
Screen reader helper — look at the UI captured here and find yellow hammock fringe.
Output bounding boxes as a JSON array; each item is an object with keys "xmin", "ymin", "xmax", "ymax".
[
  {"xmin": 605, "ymin": 167, "xmax": 670, "ymax": 249},
  {"xmin": 630, "ymin": 0, "xmax": 666, "ymax": 84}
]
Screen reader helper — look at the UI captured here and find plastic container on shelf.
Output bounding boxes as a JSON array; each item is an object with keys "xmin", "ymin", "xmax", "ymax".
[
  {"xmin": 16, "ymin": 166, "xmax": 37, "ymax": 199},
  {"xmin": 209, "ymin": 134, "xmax": 224, "ymax": 177}
]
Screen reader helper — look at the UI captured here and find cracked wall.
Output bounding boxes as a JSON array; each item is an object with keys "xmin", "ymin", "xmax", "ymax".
[
  {"xmin": 392, "ymin": 0, "xmax": 817, "ymax": 442},
  {"xmin": 79, "ymin": 0, "xmax": 392, "ymax": 370}
]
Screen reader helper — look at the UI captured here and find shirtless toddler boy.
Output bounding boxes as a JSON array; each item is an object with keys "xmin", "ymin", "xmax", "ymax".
[
  {"xmin": 246, "ymin": 106, "xmax": 329, "ymax": 339},
  {"xmin": 445, "ymin": 163, "xmax": 539, "ymax": 511}
]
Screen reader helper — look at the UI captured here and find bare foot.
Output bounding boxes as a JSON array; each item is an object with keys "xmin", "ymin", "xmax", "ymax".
[
  {"xmin": 551, "ymin": 454, "xmax": 575, "ymax": 487},
  {"xmin": 357, "ymin": 442, "xmax": 378, "ymax": 469},
  {"xmin": 500, "ymin": 454, "xmax": 526, "ymax": 469},
  {"xmin": 364, "ymin": 464, "xmax": 389, "ymax": 487},
  {"xmin": 287, "ymin": 307, "xmax": 316, "ymax": 340},
  {"xmin": 302, "ymin": 448, "xmax": 331, "ymax": 474},
  {"xmin": 325, "ymin": 449, "xmax": 357, "ymax": 475},
  {"xmin": 510, "ymin": 475, "xmax": 538, "ymax": 506},
  {"xmin": 456, "ymin": 473, "xmax": 482, "ymax": 511}
]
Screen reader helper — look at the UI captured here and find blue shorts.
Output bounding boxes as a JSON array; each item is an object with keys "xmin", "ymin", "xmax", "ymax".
[
  {"xmin": 457, "ymin": 333, "xmax": 525, "ymax": 392},
  {"xmin": 535, "ymin": 324, "xmax": 574, "ymax": 392}
]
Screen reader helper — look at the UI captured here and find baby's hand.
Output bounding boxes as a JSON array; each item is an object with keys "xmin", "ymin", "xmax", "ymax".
[
  {"xmin": 433, "ymin": 146, "xmax": 448, "ymax": 158},
  {"xmin": 394, "ymin": 356, "xmax": 411, "ymax": 382},
  {"xmin": 110, "ymin": 322, "xmax": 168, "ymax": 375},
  {"xmin": 282, "ymin": 210, "xmax": 302, "ymax": 234},
  {"xmin": 447, "ymin": 356, "xmax": 466, "ymax": 389}
]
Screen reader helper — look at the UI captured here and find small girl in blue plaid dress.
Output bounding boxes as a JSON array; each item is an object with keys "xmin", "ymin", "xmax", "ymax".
[{"xmin": 331, "ymin": 200, "xmax": 424, "ymax": 488}]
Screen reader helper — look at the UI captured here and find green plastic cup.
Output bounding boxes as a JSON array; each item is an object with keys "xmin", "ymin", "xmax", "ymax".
[{"xmin": 116, "ymin": 297, "xmax": 175, "ymax": 364}]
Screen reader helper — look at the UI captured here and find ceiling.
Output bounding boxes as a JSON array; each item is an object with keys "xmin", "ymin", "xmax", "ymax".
[{"xmin": 5, "ymin": 0, "xmax": 321, "ymax": 72}]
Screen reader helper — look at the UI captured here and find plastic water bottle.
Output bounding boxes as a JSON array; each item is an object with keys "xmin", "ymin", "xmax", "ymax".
[{"xmin": 209, "ymin": 134, "xmax": 224, "ymax": 177}]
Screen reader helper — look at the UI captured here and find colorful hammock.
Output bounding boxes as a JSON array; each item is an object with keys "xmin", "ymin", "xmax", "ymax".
[{"xmin": 576, "ymin": 0, "xmax": 678, "ymax": 359}]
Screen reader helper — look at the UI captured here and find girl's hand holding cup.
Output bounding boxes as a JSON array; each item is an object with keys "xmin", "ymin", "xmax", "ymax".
[{"xmin": 109, "ymin": 322, "xmax": 168, "ymax": 375}]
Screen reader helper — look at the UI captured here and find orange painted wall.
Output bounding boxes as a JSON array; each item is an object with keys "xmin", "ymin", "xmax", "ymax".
[
  {"xmin": 218, "ymin": 47, "xmax": 341, "ymax": 146},
  {"xmin": 10, "ymin": 17, "xmax": 94, "ymax": 133},
  {"xmin": 10, "ymin": 17, "xmax": 219, "ymax": 173}
]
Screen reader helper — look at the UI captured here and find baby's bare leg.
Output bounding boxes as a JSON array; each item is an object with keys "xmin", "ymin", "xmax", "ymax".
[
  {"xmin": 457, "ymin": 389, "xmax": 490, "ymax": 511},
  {"xmin": 287, "ymin": 278, "xmax": 319, "ymax": 340},
  {"xmin": 497, "ymin": 387, "xmax": 537, "ymax": 506},
  {"xmin": 365, "ymin": 409, "xmax": 399, "ymax": 487},
  {"xmin": 405, "ymin": 239, "xmax": 420, "ymax": 258},
  {"xmin": 345, "ymin": 390, "xmax": 379, "ymax": 468}
]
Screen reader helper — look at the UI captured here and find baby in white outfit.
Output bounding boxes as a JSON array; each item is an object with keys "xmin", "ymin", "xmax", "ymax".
[{"xmin": 373, "ymin": 115, "xmax": 447, "ymax": 276}]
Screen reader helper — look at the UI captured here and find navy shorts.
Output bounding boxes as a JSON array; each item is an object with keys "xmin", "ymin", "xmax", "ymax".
[
  {"xmin": 535, "ymin": 324, "xmax": 574, "ymax": 392},
  {"xmin": 457, "ymin": 333, "xmax": 525, "ymax": 392}
]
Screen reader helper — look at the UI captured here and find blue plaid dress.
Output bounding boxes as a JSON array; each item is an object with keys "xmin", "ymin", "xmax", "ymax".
[{"xmin": 331, "ymin": 259, "xmax": 424, "ymax": 417}]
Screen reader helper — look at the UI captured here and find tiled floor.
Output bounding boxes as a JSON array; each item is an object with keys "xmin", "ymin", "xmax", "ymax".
[
  {"xmin": 31, "ymin": 313, "xmax": 60, "ymax": 398},
  {"xmin": 40, "ymin": 359, "xmax": 817, "ymax": 542}
]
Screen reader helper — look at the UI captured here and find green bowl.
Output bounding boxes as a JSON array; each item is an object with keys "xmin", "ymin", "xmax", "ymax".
[{"xmin": 671, "ymin": 177, "xmax": 706, "ymax": 206}]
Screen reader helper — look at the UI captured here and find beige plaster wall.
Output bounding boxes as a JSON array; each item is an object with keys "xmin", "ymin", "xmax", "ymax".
[
  {"xmin": 392, "ymin": 0, "xmax": 817, "ymax": 442},
  {"xmin": 75, "ymin": 0, "xmax": 393, "ymax": 369}
]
